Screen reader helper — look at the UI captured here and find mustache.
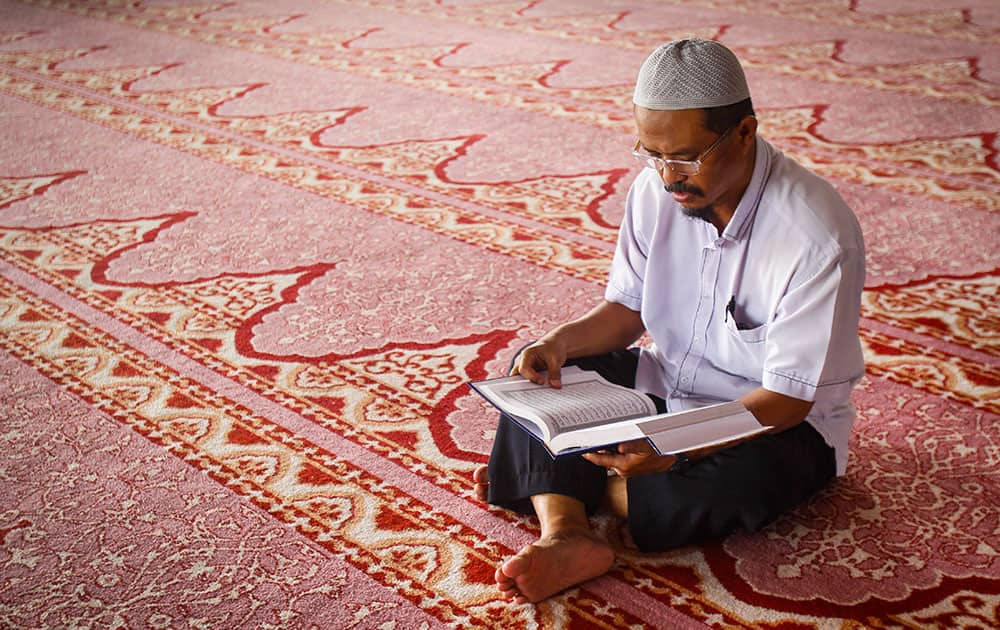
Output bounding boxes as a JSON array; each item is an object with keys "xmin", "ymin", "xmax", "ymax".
[{"xmin": 664, "ymin": 183, "xmax": 703, "ymax": 196}]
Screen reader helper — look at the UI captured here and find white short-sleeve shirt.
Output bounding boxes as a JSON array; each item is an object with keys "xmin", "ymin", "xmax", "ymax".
[{"xmin": 605, "ymin": 136, "xmax": 866, "ymax": 475}]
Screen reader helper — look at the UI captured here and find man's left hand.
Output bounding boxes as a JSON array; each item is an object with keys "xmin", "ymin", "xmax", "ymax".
[{"xmin": 582, "ymin": 440, "xmax": 678, "ymax": 478}]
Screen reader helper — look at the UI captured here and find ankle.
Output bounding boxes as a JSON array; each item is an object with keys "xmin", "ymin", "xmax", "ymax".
[
  {"xmin": 539, "ymin": 515, "xmax": 594, "ymax": 539},
  {"xmin": 530, "ymin": 493, "xmax": 591, "ymax": 538}
]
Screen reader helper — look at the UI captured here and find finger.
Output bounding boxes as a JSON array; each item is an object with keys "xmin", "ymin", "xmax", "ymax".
[
  {"xmin": 520, "ymin": 365, "xmax": 544, "ymax": 385},
  {"xmin": 617, "ymin": 439, "xmax": 655, "ymax": 455},
  {"xmin": 513, "ymin": 351, "xmax": 544, "ymax": 384},
  {"xmin": 547, "ymin": 361, "xmax": 563, "ymax": 388},
  {"xmin": 510, "ymin": 350, "xmax": 528, "ymax": 376},
  {"xmin": 583, "ymin": 451, "xmax": 625, "ymax": 468}
]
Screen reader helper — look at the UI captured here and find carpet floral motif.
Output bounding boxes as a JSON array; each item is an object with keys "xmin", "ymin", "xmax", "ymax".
[{"xmin": 0, "ymin": 0, "xmax": 997, "ymax": 627}]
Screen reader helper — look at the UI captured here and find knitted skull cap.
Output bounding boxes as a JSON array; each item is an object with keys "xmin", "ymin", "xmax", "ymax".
[{"xmin": 633, "ymin": 39, "xmax": 750, "ymax": 110}]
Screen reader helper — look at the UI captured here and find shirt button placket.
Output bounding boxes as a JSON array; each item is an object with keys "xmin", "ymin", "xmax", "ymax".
[{"xmin": 677, "ymin": 245, "xmax": 720, "ymax": 393}]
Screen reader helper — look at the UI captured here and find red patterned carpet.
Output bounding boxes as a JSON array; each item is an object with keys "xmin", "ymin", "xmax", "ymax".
[{"xmin": 0, "ymin": 0, "xmax": 998, "ymax": 627}]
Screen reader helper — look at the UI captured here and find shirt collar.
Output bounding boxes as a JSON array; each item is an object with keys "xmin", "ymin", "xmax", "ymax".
[{"xmin": 720, "ymin": 136, "xmax": 772, "ymax": 243}]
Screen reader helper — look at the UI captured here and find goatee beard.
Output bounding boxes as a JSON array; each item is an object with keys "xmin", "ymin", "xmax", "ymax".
[
  {"xmin": 681, "ymin": 203, "xmax": 716, "ymax": 223},
  {"xmin": 664, "ymin": 184, "xmax": 715, "ymax": 223}
]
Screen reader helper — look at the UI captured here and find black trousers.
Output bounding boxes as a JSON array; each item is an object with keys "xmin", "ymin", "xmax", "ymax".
[{"xmin": 486, "ymin": 349, "xmax": 836, "ymax": 552}]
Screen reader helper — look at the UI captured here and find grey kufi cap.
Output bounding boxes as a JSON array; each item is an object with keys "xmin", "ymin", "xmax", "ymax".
[{"xmin": 633, "ymin": 39, "xmax": 750, "ymax": 110}]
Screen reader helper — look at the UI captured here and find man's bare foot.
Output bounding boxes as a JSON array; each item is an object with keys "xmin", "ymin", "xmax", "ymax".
[
  {"xmin": 494, "ymin": 530, "xmax": 615, "ymax": 603},
  {"xmin": 473, "ymin": 465, "xmax": 489, "ymax": 501}
]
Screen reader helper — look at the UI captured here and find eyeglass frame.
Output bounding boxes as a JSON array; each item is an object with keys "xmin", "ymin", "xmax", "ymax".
[{"xmin": 631, "ymin": 125, "xmax": 734, "ymax": 176}]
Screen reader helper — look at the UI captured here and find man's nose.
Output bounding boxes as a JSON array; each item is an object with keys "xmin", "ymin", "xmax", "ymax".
[{"xmin": 659, "ymin": 165, "xmax": 687, "ymax": 186}]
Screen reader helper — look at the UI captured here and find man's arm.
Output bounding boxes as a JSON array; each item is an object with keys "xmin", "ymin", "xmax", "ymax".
[
  {"xmin": 740, "ymin": 387, "xmax": 813, "ymax": 432},
  {"xmin": 513, "ymin": 300, "xmax": 645, "ymax": 388}
]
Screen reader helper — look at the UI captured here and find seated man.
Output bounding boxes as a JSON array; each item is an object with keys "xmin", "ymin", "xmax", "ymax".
[{"xmin": 473, "ymin": 39, "xmax": 866, "ymax": 604}]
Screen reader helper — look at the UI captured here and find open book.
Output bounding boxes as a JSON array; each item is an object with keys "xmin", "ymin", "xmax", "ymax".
[{"xmin": 469, "ymin": 366, "xmax": 769, "ymax": 458}]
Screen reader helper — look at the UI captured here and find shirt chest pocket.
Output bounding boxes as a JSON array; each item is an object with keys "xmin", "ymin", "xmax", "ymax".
[{"xmin": 712, "ymin": 317, "xmax": 768, "ymax": 379}]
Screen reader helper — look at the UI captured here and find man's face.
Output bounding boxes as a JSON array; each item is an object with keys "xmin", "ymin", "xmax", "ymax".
[{"xmin": 633, "ymin": 106, "xmax": 755, "ymax": 224}]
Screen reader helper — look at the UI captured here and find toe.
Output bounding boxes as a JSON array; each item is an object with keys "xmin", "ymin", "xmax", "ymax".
[
  {"xmin": 495, "ymin": 566, "xmax": 514, "ymax": 588},
  {"xmin": 473, "ymin": 466, "xmax": 490, "ymax": 501},
  {"xmin": 501, "ymin": 551, "xmax": 531, "ymax": 579},
  {"xmin": 473, "ymin": 465, "xmax": 489, "ymax": 484}
]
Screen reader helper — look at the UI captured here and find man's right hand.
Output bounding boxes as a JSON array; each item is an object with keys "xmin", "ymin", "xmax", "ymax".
[
  {"xmin": 509, "ymin": 301, "xmax": 645, "ymax": 390},
  {"xmin": 511, "ymin": 336, "xmax": 568, "ymax": 388}
]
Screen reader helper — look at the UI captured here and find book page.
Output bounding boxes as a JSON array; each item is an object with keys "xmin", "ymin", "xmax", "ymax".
[
  {"xmin": 639, "ymin": 401, "xmax": 768, "ymax": 454},
  {"xmin": 474, "ymin": 367, "xmax": 658, "ymax": 439},
  {"xmin": 500, "ymin": 379, "xmax": 654, "ymax": 435}
]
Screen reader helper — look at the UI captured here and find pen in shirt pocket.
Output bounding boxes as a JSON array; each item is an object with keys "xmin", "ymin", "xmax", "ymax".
[
  {"xmin": 726, "ymin": 295, "xmax": 753, "ymax": 330},
  {"xmin": 725, "ymin": 295, "xmax": 736, "ymax": 323}
]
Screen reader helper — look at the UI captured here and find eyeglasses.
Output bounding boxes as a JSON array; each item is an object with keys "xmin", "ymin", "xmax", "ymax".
[{"xmin": 631, "ymin": 126, "xmax": 733, "ymax": 176}]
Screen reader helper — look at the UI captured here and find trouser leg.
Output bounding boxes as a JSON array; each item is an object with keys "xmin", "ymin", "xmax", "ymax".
[
  {"xmin": 485, "ymin": 348, "xmax": 662, "ymax": 516},
  {"xmin": 626, "ymin": 420, "xmax": 836, "ymax": 551},
  {"xmin": 486, "ymin": 411, "xmax": 608, "ymax": 515}
]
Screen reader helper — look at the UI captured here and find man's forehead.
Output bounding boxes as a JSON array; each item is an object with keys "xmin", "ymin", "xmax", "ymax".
[{"xmin": 635, "ymin": 107, "xmax": 708, "ymax": 140}]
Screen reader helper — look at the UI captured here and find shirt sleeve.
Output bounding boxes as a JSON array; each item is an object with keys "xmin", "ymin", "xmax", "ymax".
[
  {"xmin": 604, "ymin": 179, "xmax": 650, "ymax": 311},
  {"xmin": 762, "ymin": 245, "xmax": 866, "ymax": 402}
]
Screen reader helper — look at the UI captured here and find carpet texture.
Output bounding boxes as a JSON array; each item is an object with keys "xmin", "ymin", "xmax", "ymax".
[{"xmin": 0, "ymin": 0, "xmax": 998, "ymax": 627}]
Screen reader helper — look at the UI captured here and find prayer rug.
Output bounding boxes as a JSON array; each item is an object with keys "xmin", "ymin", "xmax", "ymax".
[{"xmin": 0, "ymin": 0, "xmax": 997, "ymax": 627}]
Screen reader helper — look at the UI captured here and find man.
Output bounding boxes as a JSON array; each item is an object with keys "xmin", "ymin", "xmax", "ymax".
[{"xmin": 473, "ymin": 39, "xmax": 866, "ymax": 604}]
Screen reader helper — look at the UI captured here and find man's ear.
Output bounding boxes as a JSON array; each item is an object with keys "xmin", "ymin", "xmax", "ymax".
[
  {"xmin": 738, "ymin": 116, "xmax": 757, "ymax": 143},
  {"xmin": 736, "ymin": 115, "xmax": 757, "ymax": 153}
]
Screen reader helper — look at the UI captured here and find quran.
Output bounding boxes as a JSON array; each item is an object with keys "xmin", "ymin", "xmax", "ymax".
[{"xmin": 470, "ymin": 366, "xmax": 769, "ymax": 458}]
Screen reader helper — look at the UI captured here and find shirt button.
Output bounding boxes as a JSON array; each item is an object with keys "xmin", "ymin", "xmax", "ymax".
[{"xmin": 681, "ymin": 377, "xmax": 689, "ymax": 384}]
